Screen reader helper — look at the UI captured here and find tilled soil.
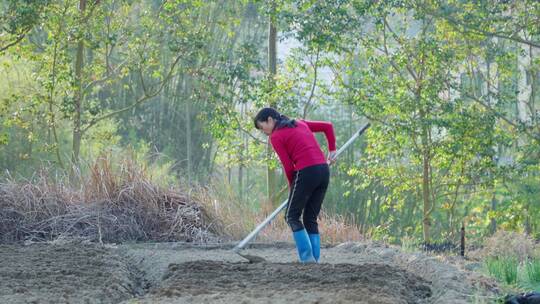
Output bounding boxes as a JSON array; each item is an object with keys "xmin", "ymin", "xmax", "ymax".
[
  {"xmin": 0, "ymin": 241, "xmax": 499, "ymax": 304},
  {"xmin": 143, "ymin": 261, "xmax": 432, "ymax": 304},
  {"xmin": 0, "ymin": 243, "xmax": 144, "ymax": 304}
]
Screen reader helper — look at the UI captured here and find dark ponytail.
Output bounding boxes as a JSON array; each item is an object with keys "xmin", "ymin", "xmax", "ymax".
[{"xmin": 253, "ymin": 107, "xmax": 296, "ymax": 130}]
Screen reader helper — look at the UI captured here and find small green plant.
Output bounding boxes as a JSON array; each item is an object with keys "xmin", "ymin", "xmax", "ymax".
[
  {"xmin": 485, "ymin": 256, "xmax": 519, "ymax": 285},
  {"xmin": 524, "ymin": 258, "xmax": 540, "ymax": 284}
]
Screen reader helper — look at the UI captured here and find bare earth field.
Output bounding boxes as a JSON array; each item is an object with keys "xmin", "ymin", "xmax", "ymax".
[{"xmin": 0, "ymin": 241, "xmax": 500, "ymax": 304}]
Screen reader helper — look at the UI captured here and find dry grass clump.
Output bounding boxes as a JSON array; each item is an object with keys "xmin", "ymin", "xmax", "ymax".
[
  {"xmin": 196, "ymin": 183, "xmax": 364, "ymax": 245},
  {"xmin": 0, "ymin": 156, "xmax": 219, "ymax": 244},
  {"xmin": 256, "ymin": 211, "xmax": 364, "ymax": 244},
  {"xmin": 193, "ymin": 184, "xmax": 254, "ymax": 241},
  {"xmin": 478, "ymin": 230, "xmax": 537, "ymax": 262}
]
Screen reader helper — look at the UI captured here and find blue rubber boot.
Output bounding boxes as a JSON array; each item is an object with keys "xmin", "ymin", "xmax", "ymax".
[
  {"xmin": 292, "ymin": 229, "xmax": 316, "ymax": 263},
  {"xmin": 308, "ymin": 233, "xmax": 320, "ymax": 263}
]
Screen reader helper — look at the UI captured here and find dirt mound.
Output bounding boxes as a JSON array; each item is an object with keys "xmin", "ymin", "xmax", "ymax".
[
  {"xmin": 140, "ymin": 260, "xmax": 431, "ymax": 304},
  {"xmin": 0, "ymin": 243, "xmax": 144, "ymax": 304}
]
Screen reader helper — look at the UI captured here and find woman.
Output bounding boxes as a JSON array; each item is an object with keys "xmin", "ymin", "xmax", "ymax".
[{"xmin": 254, "ymin": 107, "xmax": 336, "ymax": 263}]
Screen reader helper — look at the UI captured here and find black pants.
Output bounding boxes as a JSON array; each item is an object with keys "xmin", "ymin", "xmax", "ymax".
[{"xmin": 285, "ymin": 164, "xmax": 330, "ymax": 234}]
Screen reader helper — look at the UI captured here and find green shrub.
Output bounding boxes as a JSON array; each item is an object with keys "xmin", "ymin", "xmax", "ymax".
[
  {"xmin": 524, "ymin": 258, "xmax": 540, "ymax": 284},
  {"xmin": 485, "ymin": 256, "xmax": 519, "ymax": 285}
]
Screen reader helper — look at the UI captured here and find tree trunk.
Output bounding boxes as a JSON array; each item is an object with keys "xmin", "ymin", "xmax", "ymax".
[
  {"xmin": 47, "ymin": 43, "xmax": 64, "ymax": 167},
  {"xmin": 185, "ymin": 76, "xmax": 192, "ymax": 185},
  {"xmin": 530, "ymin": 45, "xmax": 538, "ymax": 129},
  {"xmin": 516, "ymin": 41, "xmax": 532, "ymax": 125},
  {"xmin": 238, "ymin": 104, "xmax": 245, "ymax": 199},
  {"xmin": 72, "ymin": 0, "xmax": 86, "ymax": 165},
  {"xmin": 489, "ymin": 194, "xmax": 497, "ymax": 233},
  {"xmin": 420, "ymin": 112, "xmax": 432, "ymax": 243},
  {"xmin": 266, "ymin": 9, "xmax": 278, "ymax": 206}
]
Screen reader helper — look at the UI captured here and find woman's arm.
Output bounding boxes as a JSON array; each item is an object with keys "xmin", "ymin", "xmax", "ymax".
[
  {"xmin": 270, "ymin": 136, "xmax": 295, "ymax": 186},
  {"xmin": 301, "ymin": 120, "xmax": 336, "ymax": 151}
]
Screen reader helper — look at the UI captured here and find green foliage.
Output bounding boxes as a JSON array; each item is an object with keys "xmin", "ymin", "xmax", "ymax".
[
  {"xmin": 278, "ymin": 0, "xmax": 540, "ymax": 243},
  {"xmin": 0, "ymin": 0, "xmax": 539, "ymax": 246},
  {"xmin": 524, "ymin": 259, "xmax": 540, "ymax": 286},
  {"xmin": 481, "ymin": 231, "xmax": 540, "ymax": 289},
  {"xmin": 0, "ymin": 0, "xmax": 50, "ymax": 52},
  {"xmin": 484, "ymin": 256, "xmax": 540, "ymax": 290},
  {"xmin": 485, "ymin": 256, "xmax": 519, "ymax": 285}
]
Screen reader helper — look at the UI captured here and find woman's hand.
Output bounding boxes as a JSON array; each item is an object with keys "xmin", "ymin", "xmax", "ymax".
[{"xmin": 327, "ymin": 150, "xmax": 337, "ymax": 165}]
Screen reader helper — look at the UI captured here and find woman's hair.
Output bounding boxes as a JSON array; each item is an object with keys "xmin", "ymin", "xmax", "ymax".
[{"xmin": 253, "ymin": 107, "xmax": 296, "ymax": 130}]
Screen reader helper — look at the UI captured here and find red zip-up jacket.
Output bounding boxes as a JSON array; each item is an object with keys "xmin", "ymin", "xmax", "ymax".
[{"xmin": 270, "ymin": 119, "xmax": 336, "ymax": 186}]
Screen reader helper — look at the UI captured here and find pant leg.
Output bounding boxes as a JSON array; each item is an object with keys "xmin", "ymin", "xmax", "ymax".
[
  {"xmin": 303, "ymin": 165, "xmax": 329, "ymax": 234},
  {"xmin": 285, "ymin": 169, "xmax": 317, "ymax": 232}
]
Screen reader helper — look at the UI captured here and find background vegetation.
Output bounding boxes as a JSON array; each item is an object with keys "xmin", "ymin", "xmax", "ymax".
[{"xmin": 1, "ymin": 0, "xmax": 539, "ymax": 253}]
